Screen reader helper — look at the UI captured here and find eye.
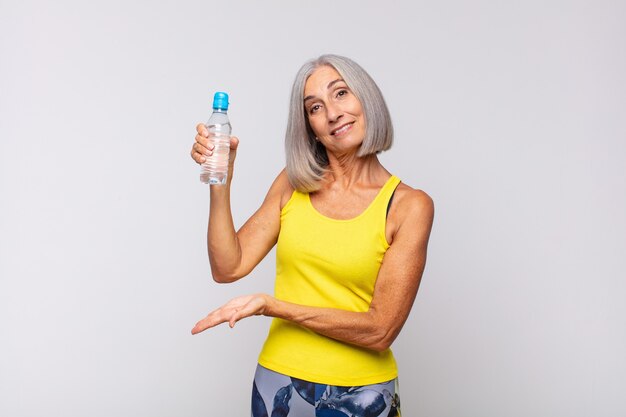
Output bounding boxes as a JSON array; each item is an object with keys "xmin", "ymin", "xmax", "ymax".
[
  {"xmin": 336, "ymin": 89, "xmax": 349, "ymax": 98},
  {"xmin": 308, "ymin": 104, "xmax": 322, "ymax": 114}
]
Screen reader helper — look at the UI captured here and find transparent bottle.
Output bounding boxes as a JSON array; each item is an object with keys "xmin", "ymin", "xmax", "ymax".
[{"xmin": 200, "ymin": 92, "xmax": 231, "ymax": 185}]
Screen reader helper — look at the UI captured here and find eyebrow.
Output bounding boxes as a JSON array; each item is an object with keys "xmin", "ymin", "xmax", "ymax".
[{"xmin": 303, "ymin": 78, "xmax": 345, "ymax": 103}]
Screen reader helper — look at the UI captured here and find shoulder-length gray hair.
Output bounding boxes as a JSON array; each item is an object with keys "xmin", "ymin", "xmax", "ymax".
[{"xmin": 285, "ymin": 54, "xmax": 394, "ymax": 192}]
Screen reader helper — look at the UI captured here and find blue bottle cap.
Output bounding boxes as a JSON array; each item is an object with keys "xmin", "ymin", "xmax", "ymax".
[{"xmin": 212, "ymin": 92, "xmax": 229, "ymax": 110}]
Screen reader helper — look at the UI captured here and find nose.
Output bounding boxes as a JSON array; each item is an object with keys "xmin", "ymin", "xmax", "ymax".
[{"xmin": 326, "ymin": 101, "xmax": 343, "ymax": 124}]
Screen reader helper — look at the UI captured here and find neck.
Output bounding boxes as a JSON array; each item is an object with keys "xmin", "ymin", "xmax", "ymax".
[{"xmin": 323, "ymin": 152, "xmax": 386, "ymax": 189}]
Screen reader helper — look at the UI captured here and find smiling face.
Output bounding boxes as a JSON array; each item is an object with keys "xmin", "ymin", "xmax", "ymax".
[{"xmin": 303, "ymin": 65, "xmax": 366, "ymax": 155}]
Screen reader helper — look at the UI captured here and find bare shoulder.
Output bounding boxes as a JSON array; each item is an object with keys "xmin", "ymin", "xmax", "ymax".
[
  {"xmin": 393, "ymin": 182, "xmax": 434, "ymax": 220},
  {"xmin": 264, "ymin": 169, "xmax": 295, "ymax": 209},
  {"xmin": 387, "ymin": 182, "xmax": 434, "ymax": 243}
]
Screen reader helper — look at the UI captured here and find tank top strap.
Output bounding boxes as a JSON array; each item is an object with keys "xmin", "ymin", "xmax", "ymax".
[
  {"xmin": 280, "ymin": 188, "xmax": 306, "ymax": 216},
  {"xmin": 369, "ymin": 175, "xmax": 401, "ymax": 216}
]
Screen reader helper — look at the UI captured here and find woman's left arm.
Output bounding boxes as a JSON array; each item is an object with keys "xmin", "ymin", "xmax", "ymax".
[{"xmin": 192, "ymin": 189, "xmax": 434, "ymax": 352}]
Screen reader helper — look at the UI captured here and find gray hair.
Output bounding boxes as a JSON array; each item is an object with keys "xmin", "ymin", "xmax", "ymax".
[{"xmin": 285, "ymin": 54, "xmax": 394, "ymax": 192}]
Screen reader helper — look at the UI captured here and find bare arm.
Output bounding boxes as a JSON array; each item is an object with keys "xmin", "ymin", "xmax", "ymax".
[
  {"xmin": 192, "ymin": 188, "xmax": 435, "ymax": 351},
  {"xmin": 206, "ymin": 171, "xmax": 290, "ymax": 282},
  {"xmin": 191, "ymin": 124, "xmax": 292, "ymax": 283}
]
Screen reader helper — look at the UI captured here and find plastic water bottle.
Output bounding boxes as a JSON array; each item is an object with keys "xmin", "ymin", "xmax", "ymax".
[{"xmin": 200, "ymin": 92, "xmax": 231, "ymax": 185}]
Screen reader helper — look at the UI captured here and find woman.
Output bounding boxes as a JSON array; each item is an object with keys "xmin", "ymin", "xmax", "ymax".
[{"xmin": 190, "ymin": 55, "xmax": 434, "ymax": 417}]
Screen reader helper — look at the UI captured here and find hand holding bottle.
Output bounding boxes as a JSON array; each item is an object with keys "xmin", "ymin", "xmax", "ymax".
[
  {"xmin": 191, "ymin": 125, "xmax": 239, "ymax": 182},
  {"xmin": 194, "ymin": 92, "xmax": 234, "ymax": 185}
]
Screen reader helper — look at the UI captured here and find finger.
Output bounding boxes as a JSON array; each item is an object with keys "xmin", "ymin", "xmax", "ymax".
[
  {"xmin": 192, "ymin": 131, "xmax": 216, "ymax": 164},
  {"xmin": 192, "ymin": 295, "xmax": 257, "ymax": 333},
  {"xmin": 195, "ymin": 133, "xmax": 214, "ymax": 151},
  {"xmin": 228, "ymin": 308, "xmax": 244, "ymax": 328},
  {"xmin": 191, "ymin": 318, "xmax": 211, "ymax": 334},
  {"xmin": 196, "ymin": 123, "xmax": 209, "ymax": 137},
  {"xmin": 191, "ymin": 299, "xmax": 247, "ymax": 333},
  {"xmin": 191, "ymin": 318, "xmax": 219, "ymax": 334},
  {"xmin": 229, "ymin": 304, "xmax": 254, "ymax": 328},
  {"xmin": 191, "ymin": 312, "xmax": 227, "ymax": 334},
  {"xmin": 229, "ymin": 136, "xmax": 240, "ymax": 150},
  {"xmin": 191, "ymin": 144, "xmax": 207, "ymax": 164},
  {"xmin": 228, "ymin": 312, "xmax": 242, "ymax": 328},
  {"xmin": 228, "ymin": 299, "xmax": 262, "ymax": 328},
  {"xmin": 227, "ymin": 137, "xmax": 239, "ymax": 167}
]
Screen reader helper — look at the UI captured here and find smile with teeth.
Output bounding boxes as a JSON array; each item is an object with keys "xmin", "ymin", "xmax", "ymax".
[{"xmin": 331, "ymin": 122, "xmax": 354, "ymax": 136}]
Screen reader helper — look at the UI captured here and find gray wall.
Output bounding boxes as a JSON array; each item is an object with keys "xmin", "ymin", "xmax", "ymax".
[{"xmin": 1, "ymin": 0, "xmax": 624, "ymax": 416}]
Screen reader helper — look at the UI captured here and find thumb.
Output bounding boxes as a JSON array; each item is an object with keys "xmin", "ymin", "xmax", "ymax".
[
  {"xmin": 228, "ymin": 312, "xmax": 240, "ymax": 328},
  {"xmin": 228, "ymin": 136, "xmax": 239, "ymax": 169},
  {"xmin": 230, "ymin": 136, "xmax": 240, "ymax": 151}
]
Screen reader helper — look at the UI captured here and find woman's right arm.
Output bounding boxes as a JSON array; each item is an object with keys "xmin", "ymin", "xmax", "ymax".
[{"xmin": 191, "ymin": 124, "xmax": 291, "ymax": 283}]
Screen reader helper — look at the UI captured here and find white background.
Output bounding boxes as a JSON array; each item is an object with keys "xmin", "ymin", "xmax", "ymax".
[{"xmin": 1, "ymin": 0, "xmax": 625, "ymax": 416}]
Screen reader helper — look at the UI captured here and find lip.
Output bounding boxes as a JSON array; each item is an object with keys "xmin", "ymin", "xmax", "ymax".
[{"xmin": 331, "ymin": 122, "xmax": 354, "ymax": 136}]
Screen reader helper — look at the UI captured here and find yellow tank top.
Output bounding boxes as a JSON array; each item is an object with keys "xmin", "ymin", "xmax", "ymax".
[{"xmin": 258, "ymin": 175, "xmax": 401, "ymax": 385}]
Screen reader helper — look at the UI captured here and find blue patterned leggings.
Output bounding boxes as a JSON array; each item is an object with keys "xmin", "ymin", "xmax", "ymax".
[{"xmin": 251, "ymin": 364, "xmax": 401, "ymax": 417}]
